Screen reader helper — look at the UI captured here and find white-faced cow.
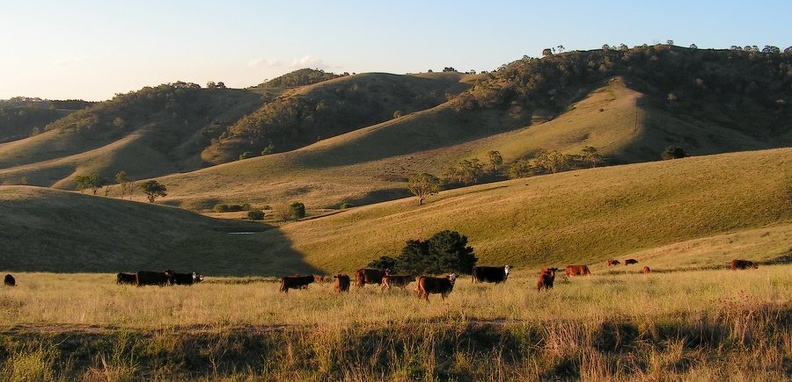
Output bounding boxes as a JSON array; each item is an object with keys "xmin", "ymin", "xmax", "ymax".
[
  {"xmin": 354, "ymin": 268, "xmax": 388, "ymax": 288},
  {"xmin": 416, "ymin": 274, "xmax": 458, "ymax": 302},
  {"xmin": 172, "ymin": 272, "xmax": 204, "ymax": 285},
  {"xmin": 279, "ymin": 274, "xmax": 315, "ymax": 293},
  {"xmin": 135, "ymin": 270, "xmax": 173, "ymax": 287},
  {"xmin": 471, "ymin": 265, "xmax": 512, "ymax": 284}
]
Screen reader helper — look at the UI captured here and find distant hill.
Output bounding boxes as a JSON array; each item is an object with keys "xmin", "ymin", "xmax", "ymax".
[
  {"xmin": 0, "ymin": 97, "xmax": 93, "ymax": 143},
  {"xmin": 0, "ymin": 45, "xmax": 790, "ymax": 207}
]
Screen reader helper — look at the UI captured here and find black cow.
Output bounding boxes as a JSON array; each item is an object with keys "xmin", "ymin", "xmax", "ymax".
[
  {"xmin": 116, "ymin": 272, "xmax": 137, "ymax": 285},
  {"xmin": 172, "ymin": 272, "xmax": 204, "ymax": 285},
  {"xmin": 4, "ymin": 274, "xmax": 15, "ymax": 287},
  {"xmin": 135, "ymin": 270, "xmax": 173, "ymax": 286},
  {"xmin": 416, "ymin": 274, "xmax": 458, "ymax": 301},
  {"xmin": 471, "ymin": 265, "xmax": 512, "ymax": 284},
  {"xmin": 731, "ymin": 259, "xmax": 758, "ymax": 270},
  {"xmin": 624, "ymin": 259, "xmax": 639, "ymax": 265},
  {"xmin": 279, "ymin": 274, "xmax": 315, "ymax": 293}
]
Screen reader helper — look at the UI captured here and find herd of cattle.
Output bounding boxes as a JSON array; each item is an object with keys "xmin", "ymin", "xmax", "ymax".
[
  {"xmin": 116, "ymin": 270, "xmax": 204, "ymax": 286},
  {"xmin": 0, "ymin": 258, "xmax": 762, "ymax": 298}
]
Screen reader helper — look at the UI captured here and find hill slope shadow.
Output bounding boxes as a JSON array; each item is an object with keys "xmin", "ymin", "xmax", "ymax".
[{"xmin": 0, "ymin": 186, "xmax": 320, "ymax": 277}]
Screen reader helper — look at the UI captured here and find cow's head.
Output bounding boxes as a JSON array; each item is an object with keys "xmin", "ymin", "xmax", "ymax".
[
  {"xmin": 192, "ymin": 272, "xmax": 204, "ymax": 283},
  {"xmin": 504, "ymin": 265, "xmax": 513, "ymax": 277},
  {"xmin": 447, "ymin": 274, "xmax": 458, "ymax": 283}
]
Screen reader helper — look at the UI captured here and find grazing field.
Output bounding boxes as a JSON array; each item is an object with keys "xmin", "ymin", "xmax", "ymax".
[{"xmin": 1, "ymin": 265, "xmax": 790, "ymax": 381}]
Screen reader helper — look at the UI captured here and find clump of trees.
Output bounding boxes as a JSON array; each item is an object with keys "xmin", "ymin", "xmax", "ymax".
[{"xmin": 367, "ymin": 230, "xmax": 478, "ymax": 275}]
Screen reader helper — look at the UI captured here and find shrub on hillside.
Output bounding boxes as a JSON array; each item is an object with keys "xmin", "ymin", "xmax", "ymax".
[
  {"xmin": 247, "ymin": 210, "xmax": 265, "ymax": 220},
  {"xmin": 289, "ymin": 202, "xmax": 306, "ymax": 219}
]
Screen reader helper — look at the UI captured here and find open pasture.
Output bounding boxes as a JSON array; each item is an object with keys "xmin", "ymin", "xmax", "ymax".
[
  {"xmin": 1, "ymin": 265, "xmax": 789, "ymax": 328},
  {"xmin": 1, "ymin": 265, "xmax": 790, "ymax": 380}
]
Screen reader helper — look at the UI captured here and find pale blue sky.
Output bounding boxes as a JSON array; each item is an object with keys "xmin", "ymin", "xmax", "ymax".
[{"xmin": 2, "ymin": 1, "xmax": 790, "ymax": 101}]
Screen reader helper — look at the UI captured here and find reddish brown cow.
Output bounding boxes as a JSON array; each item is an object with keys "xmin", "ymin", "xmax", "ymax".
[
  {"xmin": 333, "ymin": 274, "xmax": 350, "ymax": 293},
  {"xmin": 641, "ymin": 266, "xmax": 651, "ymax": 274},
  {"xmin": 606, "ymin": 259, "xmax": 620, "ymax": 266},
  {"xmin": 416, "ymin": 274, "xmax": 457, "ymax": 301},
  {"xmin": 354, "ymin": 268, "xmax": 388, "ymax": 288},
  {"xmin": 537, "ymin": 267, "xmax": 558, "ymax": 292},
  {"xmin": 731, "ymin": 259, "xmax": 758, "ymax": 270},
  {"xmin": 382, "ymin": 274, "xmax": 416, "ymax": 290},
  {"xmin": 279, "ymin": 275, "xmax": 315, "ymax": 293},
  {"xmin": 624, "ymin": 259, "xmax": 639, "ymax": 265},
  {"xmin": 564, "ymin": 264, "xmax": 591, "ymax": 277},
  {"xmin": 313, "ymin": 274, "xmax": 325, "ymax": 284}
]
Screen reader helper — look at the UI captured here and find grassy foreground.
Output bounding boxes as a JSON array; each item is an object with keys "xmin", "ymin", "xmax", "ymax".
[{"xmin": 1, "ymin": 266, "xmax": 790, "ymax": 381}]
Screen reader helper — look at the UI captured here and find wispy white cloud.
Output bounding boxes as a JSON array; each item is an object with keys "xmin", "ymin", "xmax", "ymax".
[
  {"xmin": 247, "ymin": 58, "xmax": 282, "ymax": 68},
  {"xmin": 290, "ymin": 55, "xmax": 325, "ymax": 69}
]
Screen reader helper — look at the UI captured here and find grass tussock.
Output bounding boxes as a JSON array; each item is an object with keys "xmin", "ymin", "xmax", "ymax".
[{"xmin": 0, "ymin": 266, "xmax": 790, "ymax": 380}]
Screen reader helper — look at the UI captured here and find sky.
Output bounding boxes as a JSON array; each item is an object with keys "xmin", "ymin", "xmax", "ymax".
[{"xmin": 1, "ymin": 0, "xmax": 790, "ymax": 101}]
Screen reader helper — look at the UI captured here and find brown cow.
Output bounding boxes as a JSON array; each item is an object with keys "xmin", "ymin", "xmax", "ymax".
[
  {"xmin": 624, "ymin": 259, "xmax": 639, "ymax": 265},
  {"xmin": 333, "ymin": 274, "xmax": 350, "ymax": 293},
  {"xmin": 565, "ymin": 264, "xmax": 591, "ymax": 277},
  {"xmin": 135, "ymin": 270, "xmax": 173, "ymax": 286},
  {"xmin": 731, "ymin": 259, "xmax": 758, "ymax": 270},
  {"xmin": 537, "ymin": 267, "xmax": 558, "ymax": 292},
  {"xmin": 641, "ymin": 266, "xmax": 651, "ymax": 274},
  {"xmin": 313, "ymin": 274, "xmax": 325, "ymax": 284},
  {"xmin": 354, "ymin": 268, "xmax": 388, "ymax": 288},
  {"xmin": 606, "ymin": 259, "xmax": 620, "ymax": 266},
  {"xmin": 382, "ymin": 274, "xmax": 416, "ymax": 290},
  {"xmin": 279, "ymin": 274, "xmax": 315, "ymax": 293},
  {"xmin": 416, "ymin": 274, "xmax": 457, "ymax": 301},
  {"xmin": 4, "ymin": 274, "xmax": 16, "ymax": 287}
]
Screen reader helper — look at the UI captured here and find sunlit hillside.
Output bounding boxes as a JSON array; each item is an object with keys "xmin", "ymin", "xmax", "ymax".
[{"xmin": 2, "ymin": 148, "xmax": 790, "ymax": 276}]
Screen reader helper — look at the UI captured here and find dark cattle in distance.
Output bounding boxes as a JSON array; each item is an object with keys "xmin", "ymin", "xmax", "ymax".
[
  {"xmin": 333, "ymin": 274, "xmax": 351, "ymax": 293},
  {"xmin": 731, "ymin": 259, "xmax": 758, "ymax": 270},
  {"xmin": 172, "ymin": 272, "xmax": 204, "ymax": 285},
  {"xmin": 116, "ymin": 272, "xmax": 137, "ymax": 285},
  {"xmin": 624, "ymin": 259, "xmax": 639, "ymax": 265},
  {"xmin": 280, "ymin": 274, "xmax": 315, "ymax": 293},
  {"xmin": 416, "ymin": 274, "xmax": 457, "ymax": 301},
  {"xmin": 606, "ymin": 259, "xmax": 621, "ymax": 266},
  {"xmin": 565, "ymin": 264, "xmax": 591, "ymax": 277},
  {"xmin": 537, "ymin": 267, "xmax": 558, "ymax": 292},
  {"xmin": 641, "ymin": 266, "xmax": 651, "ymax": 274},
  {"xmin": 354, "ymin": 268, "xmax": 388, "ymax": 288},
  {"xmin": 382, "ymin": 274, "xmax": 416, "ymax": 290},
  {"xmin": 136, "ymin": 270, "xmax": 173, "ymax": 287},
  {"xmin": 471, "ymin": 265, "xmax": 512, "ymax": 284},
  {"xmin": 4, "ymin": 274, "xmax": 15, "ymax": 287}
]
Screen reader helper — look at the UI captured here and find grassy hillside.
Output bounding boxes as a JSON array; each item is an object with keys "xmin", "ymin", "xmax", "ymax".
[
  {"xmin": 266, "ymin": 147, "xmax": 792, "ymax": 273},
  {"xmin": 0, "ymin": 186, "xmax": 319, "ymax": 276},
  {"xmin": 2, "ymin": 148, "xmax": 790, "ymax": 276}
]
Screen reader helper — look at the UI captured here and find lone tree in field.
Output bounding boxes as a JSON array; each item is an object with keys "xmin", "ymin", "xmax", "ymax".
[
  {"xmin": 115, "ymin": 171, "xmax": 133, "ymax": 199},
  {"xmin": 140, "ymin": 180, "xmax": 167, "ymax": 203},
  {"xmin": 407, "ymin": 173, "xmax": 441, "ymax": 206},
  {"xmin": 487, "ymin": 150, "xmax": 503, "ymax": 174}
]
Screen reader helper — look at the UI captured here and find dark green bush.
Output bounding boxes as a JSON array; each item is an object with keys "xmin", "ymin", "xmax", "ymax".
[{"xmin": 247, "ymin": 210, "xmax": 265, "ymax": 220}]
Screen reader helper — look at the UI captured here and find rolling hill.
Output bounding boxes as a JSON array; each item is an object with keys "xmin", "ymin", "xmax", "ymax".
[{"xmin": 2, "ymin": 147, "xmax": 790, "ymax": 276}]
